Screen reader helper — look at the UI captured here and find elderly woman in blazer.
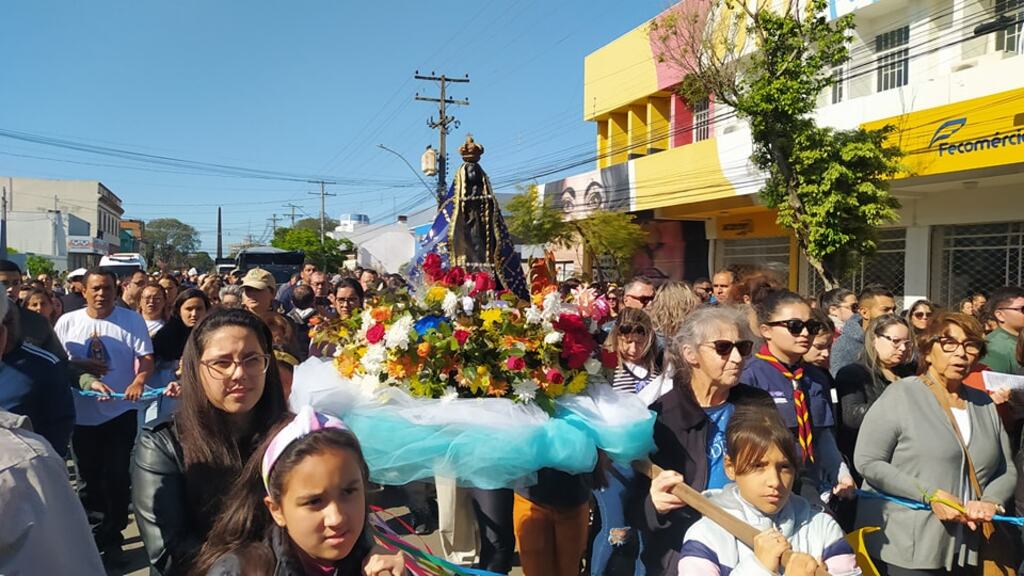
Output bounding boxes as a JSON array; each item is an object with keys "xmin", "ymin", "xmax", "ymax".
[{"xmin": 855, "ymin": 312, "xmax": 1017, "ymax": 575}]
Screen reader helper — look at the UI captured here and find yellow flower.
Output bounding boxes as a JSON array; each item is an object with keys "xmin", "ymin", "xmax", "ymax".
[
  {"xmin": 335, "ymin": 355, "xmax": 358, "ymax": 378},
  {"xmin": 546, "ymin": 382, "xmax": 566, "ymax": 397},
  {"xmin": 480, "ymin": 308, "xmax": 503, "ymax": 330},
  {"xmin": 426, "ymin": 286, "xmax": 448, "ymax": 303},
  {"xmin": 336, "ymin": 327, "xmax": 350, "ymax": 339},
  {"xmin": 567, "ymin": 371, "xmax": 588, "ymax": 394}
]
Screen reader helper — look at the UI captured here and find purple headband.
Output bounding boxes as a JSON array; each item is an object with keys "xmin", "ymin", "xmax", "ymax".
[{"xmin": 261, "ymin": 405, "xmax": 348, "ymax": 493}]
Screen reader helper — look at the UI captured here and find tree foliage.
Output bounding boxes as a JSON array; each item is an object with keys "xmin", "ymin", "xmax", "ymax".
[
  {"xmin": 651, "ymin": 0, "xmax": 903, "ymax": 287},
  {"xmin": 186, "ymin": 251, "xmax": 214, "ymax": 272},
  {"xmin": 25, "ymin": 255, "xmax": 56, "ymax": 277},
  {"xmin": 271, "ymin": 226, "xmax": 351, "ymax": 272},
  {"xmin": 293, "ymin": 217, "xmax": 339, "ymax": 232},
  {"xmin": 144, "ymin": 218, "xmax": 201, "ymax": 270},
  {"xmin": 505, "ymin": 185, "xmax": 647, "ymax": 280}
]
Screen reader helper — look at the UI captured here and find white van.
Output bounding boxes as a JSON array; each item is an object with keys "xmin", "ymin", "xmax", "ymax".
[{"xmin": 99, "ymin": 253, "xmax": 148, "ymax": 278}]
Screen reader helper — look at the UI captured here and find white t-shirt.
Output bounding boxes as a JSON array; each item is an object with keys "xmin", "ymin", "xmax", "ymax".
[
  {"xmin": 145, "ymin": 318, "xmax": 166, "ymax": 336},
  {"xmin": 55, "ymin": 307, "xmax": 153, "ymax": 426},
  {"xmin": 951, "ymin": 406, "xmax": 972, "ymax": 445}
]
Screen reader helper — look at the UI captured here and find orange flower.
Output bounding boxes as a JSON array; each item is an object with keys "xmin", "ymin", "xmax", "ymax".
[
  {"xmin": 336, "ymin": 355, "xmax": 358, "ymax": 378},
  {"xmin": 487, "ymin": 379, "xmax": 509, "ymax": 397},
  {"xmin": 371, "ymin": 307, "xmax": 392, "ymax": 323},
  {"xmin": 387, "ymin": 359, "xmax": 408, "ymax": 379},
  {"xmin": 417, "ymin": 342, "xmax": 431, "ymax": 358}
]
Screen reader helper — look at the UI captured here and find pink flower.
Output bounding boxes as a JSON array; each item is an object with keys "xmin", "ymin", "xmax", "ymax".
[
  {"xmin": 505, "ymin": 356, "xmax": 526, "ymax": 371},
  {"xmin": 470, "ymin": 272, "xmax": 496, "ymax": 296},
  {"xmin": 544, "ymin": 368, "xmax": 565, "ymax": 385},
  {"xmin": 366, "ymin": 323, "xmax": 385, "ymax": 345}
]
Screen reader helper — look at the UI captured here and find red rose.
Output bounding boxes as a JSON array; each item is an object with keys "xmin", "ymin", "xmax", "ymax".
[
  {"xmin": 553, "ymin": 313, "xmax": 586, "ymax": 334},
  {"xmin": 423, "ymin": 253, "xmax": 444, "ymax": 282},
  {"xmin": 470, "ymin": 271, "xmax": 496, "ymax": 296},
  {"xmin": 553, "ymin": 313, "xmax": 596, "ymax": 369},
  {"xmin": 505, "ymin": 356, "xmax": 526, "ymax": 371},
  {"xmin": 600, "ymin": 348, "xmax": 619, "ymax": 369},
  {"xmin": 544, "ymin": 368, "xmax": 564, "ymax": 385},
  {"xmin": 366, "ymin": 323, "xmax": 386, "ymax": 344},
  {"xmin": 453, "ymin": 329, "xmax": 471, "ymax": 347},
  {"xmin": 444, "ymin": 266, "xmax": 467, "ymax": 287}
]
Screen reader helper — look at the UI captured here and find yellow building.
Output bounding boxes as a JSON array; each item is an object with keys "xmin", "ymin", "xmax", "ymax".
[{"xmin": 538, "ymin": 0, "xmax": 1024, "ymax": 304}]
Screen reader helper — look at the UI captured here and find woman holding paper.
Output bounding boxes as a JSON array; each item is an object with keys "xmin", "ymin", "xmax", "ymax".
[{"xmin": 855, "ymin": 311, "xmax": 1018, "ymax": 574}]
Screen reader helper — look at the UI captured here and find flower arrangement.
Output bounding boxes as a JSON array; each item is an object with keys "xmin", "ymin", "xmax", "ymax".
[{"xmin": 314, "ymin": 253, "xmax": 616, "ymax": 413}]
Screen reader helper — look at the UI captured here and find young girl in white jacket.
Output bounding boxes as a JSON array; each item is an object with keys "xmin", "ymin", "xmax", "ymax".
[{"xmin": 677, "ymin": 406, "xmax": 861, "ymax": 576}]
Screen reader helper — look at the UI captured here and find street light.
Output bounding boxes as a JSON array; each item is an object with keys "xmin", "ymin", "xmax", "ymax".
[
  {"xmin": 377, "ymin": 144, "xmax": 437, "ymax": 197},
  {"xmin": 973, "ymin": 14, "xmax": 1015, "ymax": 36}
]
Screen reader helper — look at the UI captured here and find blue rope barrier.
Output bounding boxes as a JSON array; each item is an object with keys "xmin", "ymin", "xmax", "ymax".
[
  {"xmin": 77, "ymin": 387, "xmax": 168, "ymax": 401},
  {"xmin": 856, "ymin": 489, "xmax": 1024, "ymax": 526}
]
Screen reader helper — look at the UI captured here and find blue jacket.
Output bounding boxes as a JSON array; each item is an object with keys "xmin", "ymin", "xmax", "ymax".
[{"xmin": 0, "ymin": 343, "xmax": 75, "ymax": 457}]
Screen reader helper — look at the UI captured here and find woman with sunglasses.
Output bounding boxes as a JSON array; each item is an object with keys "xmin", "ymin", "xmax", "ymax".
[
  {"xmin": 834, "ymin": 316, "xmax": 915, "ymax": 475},
  {"xmin": 856, "ymin": 312, "xmax": 1018, "ymax": 574},
  {"xmin": 742, "ymin": 290, "xmax": 856, "ymax": 504},
  {"xmin": 642, "ymin": 306, "xmax": 774, "ymax": 576},
  {"xmin": 588, "ymin": 308, "xmax": 660, "ymax": 576},
  {"xmin": 132, "ymin": 308, "xmax": 288, "ymax": 575}
]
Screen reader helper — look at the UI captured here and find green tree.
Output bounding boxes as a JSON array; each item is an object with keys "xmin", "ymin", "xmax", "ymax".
[
  {"xmin": 25, "ymin": 255, "xmax": 56, "ymax": 277},
  {"xmin": 144, "ymin": 218, "xmax": 201, "ymax": 270},
  {"xmin": 271, "ymin": 227, "xmax": 351, "ymax": 271},
  {"xmin": 651, "ymin": 0, "xmax": 903, "ymax": 288},
  {"xmin": 293, "ymin": 217, "xmax": 339, "ymax": 233},
  {"xmin": 186, "ymin": 251, "xmax": 214, "ymax": 272},
  {"xmin": 505, "ymin": 184, "xmax": 647, "ymax": 280}
]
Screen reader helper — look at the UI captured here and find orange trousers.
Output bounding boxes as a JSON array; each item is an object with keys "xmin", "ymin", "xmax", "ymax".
[{"xmin": 512, "ymin": 493, "xmax": 590, "ymax": 576}]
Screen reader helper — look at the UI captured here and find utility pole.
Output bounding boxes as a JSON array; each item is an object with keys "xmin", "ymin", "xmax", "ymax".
[
  {"xmin": 216, "ymin": 206, "xmax": 223, "ymax": 260},
  {"xmin": 307, "ymin": 179, "xmax": 335, "ymax": 264},
  {"xmin": 268, "ymin": 213, "xmax": 280, "ymax": 235},
  {"xmin": 283, "ymin": 203, "xmax": 301, "ymax": 228},
  {"xmin": 415, "ymin": 71, "xmax": 469, "ymax": 208},
  {"xmin": 0, "ymin": 186, "xmax": 6, "ymax": 257}
]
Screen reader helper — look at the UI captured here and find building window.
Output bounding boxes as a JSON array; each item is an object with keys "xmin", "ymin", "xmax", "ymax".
[
  {"xmin": 831, "ymin": 66, "xmax": 845, "ymax": 104},
  {"xmin": 933, "ymin": 222, "xmax": 1024, "ymax": 306},
  {"xmin": 720, "ymin": 236, "xmax": 791, "ymax": 280},
  {"xmin": 996, "ymin": 0, "xmax": 1023, "ymax": 54},
  {"xmin": 692, "ymin": 99, "xmax": 711, "ymax": 142},
  {"xmin": 806, "ymin": 228, "xmax": 906, "ymax": 298},
  {"xmin": 876, "ymin": 26, "xmax": 910, "ymax": 92}
]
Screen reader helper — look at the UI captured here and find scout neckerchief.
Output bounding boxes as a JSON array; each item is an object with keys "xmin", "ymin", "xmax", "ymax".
[{"xmin": 755, "ymin": 344, "xmax": 815, "ymax": 463}]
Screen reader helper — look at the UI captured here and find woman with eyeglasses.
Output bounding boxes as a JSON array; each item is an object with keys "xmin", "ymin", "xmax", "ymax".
[
  {"xmin": 641, "ymin": 306, "xmax": 774, "ymax": 576},
  {"xmin": 132, "ymin": 308, "xmax": 288, "ymax": 576},
  {"xmin": 741, "ymin": 290, "xmax": 856, "ymax": 504},
  {"xmin": 834, "ymin": 316, "xmax": 915, "ymax": 475},
  {"xmin": 855, "ymin": 312, "xmax": 1018, "ymax": 574}
]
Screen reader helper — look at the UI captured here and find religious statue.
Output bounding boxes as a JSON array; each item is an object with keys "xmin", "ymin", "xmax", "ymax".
[{"xmin": 419, "ymin": 135, "xmax": 529, "ymax": 299}]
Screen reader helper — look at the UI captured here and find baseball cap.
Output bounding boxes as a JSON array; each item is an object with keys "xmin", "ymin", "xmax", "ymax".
[
  {"xmin": 241, "ymin": 268, "xmax": 277, "ymax": 292},
  {"xmin": 68, "ymin": 268, "xmax": 87, "ymax": 280}
]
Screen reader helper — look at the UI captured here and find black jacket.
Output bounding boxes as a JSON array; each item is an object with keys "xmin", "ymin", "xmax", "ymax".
[
  {"xmin": 640, "ymin": 381, "xmax": 773, "ymax": 576},
  {"xmin": 206, "ymin": 524, "xmax": 372, "ymax": 576},
  {"xmin": 132, "ymin": 419, "xmax": 202, "ymax": 576}
]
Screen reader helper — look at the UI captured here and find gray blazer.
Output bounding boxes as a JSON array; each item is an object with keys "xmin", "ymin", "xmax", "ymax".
[{"xmin": 854, "ymin": 376, "xmax": 1017, "ymax": 570}]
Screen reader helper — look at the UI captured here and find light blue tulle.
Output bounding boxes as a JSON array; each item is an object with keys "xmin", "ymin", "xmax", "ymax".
[{"xmin": 290, "ymin": 358, "xmax": 657, "ymax": 489}]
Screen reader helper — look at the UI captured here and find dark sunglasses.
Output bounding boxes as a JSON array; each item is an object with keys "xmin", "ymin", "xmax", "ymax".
[
  {"xmin": 912, "ymin": 310, "xmax": 932, "ymax": 319},
  {"xmin": 619, "ymin": 325, "xmax": 647, "ymax": 337},
  {"xmin": 765, "ymin": 318, "xmax": 824, "ymax": 336},
  {"xmin": 627, "ymin": 294, "xmax": 654, "ymax": 305},
  {"xmin": 705, "ymin": 339, "xmax": 754, "ymax": 356}
]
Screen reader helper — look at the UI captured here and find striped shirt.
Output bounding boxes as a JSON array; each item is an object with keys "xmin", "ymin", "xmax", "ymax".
[{"xmin": 611, "ymin": 362, "xmax": 660, "ymax": 394}]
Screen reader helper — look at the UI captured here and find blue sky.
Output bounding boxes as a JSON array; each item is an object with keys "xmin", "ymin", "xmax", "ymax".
[{"xmin": 0, "ymin": 1, "xmax": 666, "ymax": 253}]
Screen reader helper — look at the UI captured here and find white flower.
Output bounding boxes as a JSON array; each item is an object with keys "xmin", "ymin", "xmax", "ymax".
[
  {"xmin": 544, "ymin": 331, "xmax": 563, "ymax": 345},
  {"xmin": 512, "ymin": 379, "xmax": 539, "ymax": 403},
  {"xmin": 461, "ymin": 296, "xmax": 475, "ymax": 315},
  {"xmin": 541, "ymin": 291, "xmax": 561, "ymax": 320},
  {"xmin": 463, "ymin": 278, "xmax": 476, "ymax": 293},
  {"xmin": 442, "ymin": 290, "xmax": 459, "ymax": 317},
  {"xmin": 525, "ymin": 305, "xmax": 544, "ymax": 325},
  {"xmin": 352, "ymin": 372, "xmax": 383, "ymax": 396},
  {"xmin": 385, "ymin": 315, "xmax": 414, "ymax": 350},
  {"xmin": 584, "ymin": 358, "xmax": 602, "ymax": 375},
  {"xmin": 441, "ymin": 386, "xmax": 459, "ymax": 403},
  {"xmin": 359, "ymin": 309, "xmax": 374, "ymax": 336},
  {"xmin": 360, "ymin": 343, "xmax": 387, "ymax": 375}
]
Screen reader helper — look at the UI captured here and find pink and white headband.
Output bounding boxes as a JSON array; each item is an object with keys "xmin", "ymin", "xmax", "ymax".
[{"xmin": 261, "ymin": 405, "xmax": 348, "ymax": 492}]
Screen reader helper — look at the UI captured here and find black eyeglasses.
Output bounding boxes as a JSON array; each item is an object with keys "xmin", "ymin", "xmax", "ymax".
[
  {"xmin": 619, "ymin": 325, "xmax": 647, "ymax": 337},
  {"xmin": 626, "ymin": 294, "xmax": 654, "ymax": 305},
  {"xmin": 704, "ymin": 339, "xmax": 754, "ymax": 356},
  {"xmin": 765, "ymin": 318, "xmax": 824, "ymax": 336},
  {"xmin": 998, "ymin": 306, "xmax": 1024, "ymax": 314},
  {"xmin": 935, "ymin": 337, "xmax": 983, "ymax": 356}
]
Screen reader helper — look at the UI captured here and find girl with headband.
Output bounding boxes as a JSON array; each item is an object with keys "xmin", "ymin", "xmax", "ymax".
[{"xmin": 196, "ymin": 405, "xmax": 405, "ymax": 575}]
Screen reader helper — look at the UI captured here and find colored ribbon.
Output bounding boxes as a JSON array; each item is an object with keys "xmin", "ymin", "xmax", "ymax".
[
  {"xmin": 77, "ymin": 386, "xmax": 168, "ymax": 400},
  {"xmin": 856, "ymin": 489, "xmax": 1024, "ymax": 526},
  {"xmin": 369, "ymin": 508, "xmax": 503, "ymax": 576},
  {"xmin": 755, "ymin": 346, "xmax": 815, "ymax": 463}
]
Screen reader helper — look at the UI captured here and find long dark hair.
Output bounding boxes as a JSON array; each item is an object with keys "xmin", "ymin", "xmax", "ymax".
[
  {"xmin": 193, "ymin": 417, "xmax": 374, "ymax": 574},
  {"xmin": 174, "ymin": 308, "xmax": 288, "ymax": 537},
  {"xmin": 153, "ymin": 288, "xmax": 211, "ymax": 362}
]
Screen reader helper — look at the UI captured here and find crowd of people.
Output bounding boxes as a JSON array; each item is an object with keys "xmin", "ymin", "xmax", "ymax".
[{"xmin": 1, "ymin": 257, "xmax": 1022, "ymax": 576}]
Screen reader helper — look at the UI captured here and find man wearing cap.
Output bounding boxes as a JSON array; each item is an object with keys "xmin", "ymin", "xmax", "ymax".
[
  {"xmin": 63, "ymin": 269, "xmax": 88, "ymax": 313},
  {"xmin": 241, "ymin": 268, "xmax": 281, "ymax": 320}
]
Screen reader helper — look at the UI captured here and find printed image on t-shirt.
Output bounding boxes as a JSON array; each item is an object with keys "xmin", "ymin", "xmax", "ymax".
[{"xmin": 704, "ymin": 403, "xmax": 736, "ymax": 490}]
